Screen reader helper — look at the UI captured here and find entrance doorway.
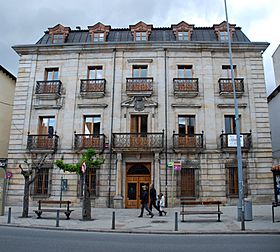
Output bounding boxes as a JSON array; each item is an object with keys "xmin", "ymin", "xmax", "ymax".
[{"xmin": 125, "ymin": 163, "xmax": 151, "ymax": 209}]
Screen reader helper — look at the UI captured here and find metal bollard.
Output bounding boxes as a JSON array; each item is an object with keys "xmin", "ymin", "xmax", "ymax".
[
  {"xmin": 7, "ymin": 207, "xmax": 11, "ymax": 224},
  {"xmin": 56, "ymin": 210, "xmax": 60, "ymax": 227},
  {"xmin": 112, "ymin": 211, "xmax": 115, "ymax": 230},
  {"xmin": 175, "ymin": 212, "xmax": 178, "ymax": 231}
]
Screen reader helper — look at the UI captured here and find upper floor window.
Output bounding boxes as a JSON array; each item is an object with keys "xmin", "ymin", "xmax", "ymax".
[
  {"xmin": 224, "ymin": 115, "xmax": 241, "ymax": 134},
  {"xmin": 222, "ymin": 65, "xmax": 236, "ymax": 78},
  {"xmin": 178, "ymin": 65, "xmax": 192, "ymax": 78},
  {"xmin": 88, "ymin": 66, "xmax": 103, "ymax": 79},
  {"xmin": 84, "ymin": 115, "xmax": 101, "ymax": 135},
  {"xmin": 45, "ymin": 68, "xmax": 59, "ymax": 81},
  {"xmin": 130, "ymin": 115, "xmax": 148, "ymax": 134},
  {"xmin": 178, "ymin": 31, "xmax": 189, "ymax": 41},
  {"xmin": 93, "ymin": 32, "xmax": 105, "ymax": 42},
  {"xmin": 135, "ymin": 32, "xmax": 147, "ymax": 41},
  {"xmin": 48, "ymin": 24, "xmax": 70, "ymax": 44},
  {"xmin": 52, "ymin": 34, "xmax": 64, "ymax": 44},
  {"xmin": 214, "ymin": 21, "xmax": 235, "ymax": 42},
  {"xmin": 219, "ymin": 31, "xmax": 229, "ymax": 41},
  {"xmin": 178, "ymin": 115, "xmax": 195, "ymax": 136},
  {"xmin": 133, "ymin": 65, "xmax": 148, "ymax": 78},
  {"xmin": 39, "ymin": 116, "xmax": 56, "ymax": 135}
]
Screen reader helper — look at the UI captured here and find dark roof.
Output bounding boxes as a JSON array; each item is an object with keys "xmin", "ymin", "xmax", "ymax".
[
  {"xmin": 0, "ymin": 65, "xmax": 16, "ymax": 81},
  {"xmin": 36, "ymin": 26, "xmax": 250, "ymax": 45},
  {"xmin": 267, "ymin": 85, "xmax": 280, "ymax": 103}
]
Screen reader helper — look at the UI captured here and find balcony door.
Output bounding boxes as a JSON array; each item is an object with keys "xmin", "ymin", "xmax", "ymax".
[
  {"xmin": 83, "ymin": 115, "xmax": 101, "ymax": 148},
  {"xmin": 178, "ymin": 115, "xmax": 196, "ymax": 147},
  {"xmin": 44, "ymin": 68, "xmax": 59, "ymax": 93},
  {"xmin": 38, "ymin": 116, "xmax": 55, "ymax": 148},
  {"xmin": 130, "ymin": 115, "xmax": 148, "ymax": 147}
]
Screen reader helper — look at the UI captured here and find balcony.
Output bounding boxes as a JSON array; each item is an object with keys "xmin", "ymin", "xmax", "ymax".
[
  {"xmin": 35, "ymin": 80, "xmax": 62, "ymax": 99},
  {"xmin": 80, "ymin": 79, "xmax": 106, "ymax": 98},
  {"xmin": 218, "ymin": 78, "xmax": 244, "ymax": 97},
  {"xmin": 27, "ymin": 134, "xmax": 59, "ymax": 153},
  {"xmin": 173, "ymin": 132, "xmax": 204, "ymax": 153},
  {"xmin": 220, "ymin": 132, "xmax": 252, "ymax": 152},
  {"xmin": 74, "ymin": 133, "xmax": 106, "ymax": 153},
  {"xmin": 173, "ymin": 78, "xmax": 199, "ymax": 97},
  {"xmin": 112, "ymin": 132, "xmax": 163, "ymax": 151},
  {"xmin": 126, "ymin": 78, "xmax": 153, "ymax": 96}
]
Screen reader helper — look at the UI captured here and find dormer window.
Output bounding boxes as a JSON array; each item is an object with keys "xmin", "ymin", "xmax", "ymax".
[
  {"xmin": 178, "ymin": 31, "xmax": 189, "ymax": 41},
  {"xmin": 48, "ymin": 24, "xmax": 70, "ymax": 44},
  {"xmin": 93, "ymin": 32, "xmax": 105, "ymax": 42},
  {"xmin": 171, "ymin": 21, "xmax": 194, "ymax": 41},
  {"xmin": 88, "ymin": 22, "xmax": 111, "ymax": 43},
  {"xmin": 135, "ymin": 32, "xmax": 147, "ymax": 41},
  {"xmin": 214, "ymin": 21, "xmax": 235, "ymax": 42},
  {"xmin": 130, "ymin": 21, "xmax": 152, "ymax": 42}
]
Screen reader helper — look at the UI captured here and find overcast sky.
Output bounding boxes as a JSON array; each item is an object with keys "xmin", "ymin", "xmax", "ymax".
[{"xmin": 0, "ymin": 0, "xmax": 279, "ymax": 94}]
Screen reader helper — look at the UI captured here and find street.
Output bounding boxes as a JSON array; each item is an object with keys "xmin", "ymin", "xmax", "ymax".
[{"xmin": 0, "ymin": 226, "xmax": 279, "ymax": 252}]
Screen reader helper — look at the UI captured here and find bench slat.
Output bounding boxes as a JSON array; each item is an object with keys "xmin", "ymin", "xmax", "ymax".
[{"xmin": 180, "ymin": 211, "xmax": 223, "ymax": 215}]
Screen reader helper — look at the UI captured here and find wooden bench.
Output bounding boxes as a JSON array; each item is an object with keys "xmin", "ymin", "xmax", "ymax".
[
  {"xmin": 180, "ymin": 200, "xmax": 223, "ymax": 222},
  {"xmin": 272, "ymin": 201, "xmax": 280, "ymax": 222},
  {"xmin": 34, "ymin": 200, "xmax": 74, "ymax": 220}
]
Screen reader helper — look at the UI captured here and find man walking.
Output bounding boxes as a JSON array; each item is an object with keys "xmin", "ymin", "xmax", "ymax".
[
  {"xmin": 138, "ymin": 185, "xmax": 154, "ymax": 218},
  {"xmin": 149, "ymin": 183, "xmax": 161, "ymax": 215}
]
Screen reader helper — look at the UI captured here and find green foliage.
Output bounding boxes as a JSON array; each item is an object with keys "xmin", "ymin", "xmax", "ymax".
[{"xmin": 54, "ymin": 148, "xmax": 104, "ymax": 175}]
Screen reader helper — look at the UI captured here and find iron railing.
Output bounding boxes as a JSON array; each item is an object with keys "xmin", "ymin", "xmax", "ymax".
[
  {"xmin": 112, "ymin": 132, "xmax": 164, "ymax": 149},
  {"xmin": 27, "ymin": 134, "xmax": 59, "ymax": 152},
  {"xmin": 80, "ymin": 79, "xmax": 106, "ymax": 93},
  {"xmin": 173, "ymin": 133, "xmax": 204, "ymax": 149},
  {"xmin": 220, "ymin": 132, "xmax": 252, "ymax": 151},
  {"xmin": 126, "ymin": 77, "xmax": 153, "ymax": 92},
  {"xmin": 35, "ymin": 80, "xmax": 62, "ymax": 95},
  {"xmin": 74, "ymin": 133, "xmax": 106, "ymax": 152},
  {"xmin": 173, "ymin": 78, "xmax": 199, "ymax": 93},
  {"xmin": 218, "ymin": 78, "xmax": 244, "ymax": 94}
]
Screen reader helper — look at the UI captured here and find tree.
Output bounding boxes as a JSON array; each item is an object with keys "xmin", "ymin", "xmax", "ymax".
[
  {"xmin": 19, "ymin": 153, "xmax": 49, "ymax": 218},
  {"xmin": 55, "ymin": 148, "xmax": 104, "ymax": 220}
]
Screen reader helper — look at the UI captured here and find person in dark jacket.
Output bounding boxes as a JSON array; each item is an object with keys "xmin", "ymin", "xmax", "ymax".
[
  {"xmin": 149, "ymin": 183, "xmax": 162, "ymax": 215},
  {"xmin": 138, "ymin": 185, "xmax": 154, "ymax": 218}
]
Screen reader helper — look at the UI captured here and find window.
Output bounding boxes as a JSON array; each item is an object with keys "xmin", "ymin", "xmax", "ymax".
[
  {"xmin": 178, "ymin": 65, "xmax": 192, "ymax": 78},
  {"xmin": 80, "ymin": 169, "xmax": 97, "ymax": 197},
  {"xmin": 228, "ymin": 166, "xmax": 238, "ymax": 197},
  {"xmin": 135, "ymin": 32, "xmax": 147, "ymax": 41},
  {"xmin": 222, "ymin": 65, "xmax": 236, "ymax": 78},
  {"xmin": 39, "ymin": 117, "xmax": 55, "ymax": 135},
  {"xmin": 181, "ymin": 168, "xmax": 196, "ymax": 198},
  {"xmin": 178, "ymin": 31, "xmax": 189, "ymax": 41},
  {"xmin": 52, "ymin": 34, "xmax": 64, "ymax": 44},
  {"xmin": 93, "ymin": 32, "xmax": 105, "ymax": 42},
  {"xmin": 224, "ymin": 115, "xmax": 242, "ymax": 134},
  {"xmin": 131, "ymin": 115, "xmax": 148, "ymax": 134},
  {"xmin": 132, "ymin": 65, "xmax": 148, "ymax": 78},
  {"xmin": 219, "ymin": 31, "xmax": 229, "ymax": 41},
  {"xmin": 88, "ymin": 66, "xmax": 103, "ymax": 79},
  {"xmin": 34, "ymin": 168, "xmax": 50, "ymax": 195},
  {"xmin": 84, "ymin": 115, "xmax": 101, "ymax": 135},
  {"xmin": 45, "ymin": 68, "xmax": 59, "ymax": 81},
  {"xmin": 178, "ymin": 115, "xmax": 195, "ymax": 136}
]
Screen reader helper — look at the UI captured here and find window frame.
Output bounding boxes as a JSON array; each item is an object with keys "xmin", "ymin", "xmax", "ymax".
[
  {"xmin": 135, "ymin": 31, "xmax": 147, "ymax": 41},
  {"xmin": 132, "ymin": 65, "xmax": 148, "ymax": 78},
  {"xmin": 83, "ymin": 115, "xmax": 101, "ymax": 135},
  {"xmin": 87, "ymin": 66, "xmax": 103, "ymax": 79},
  {"xmin": 177, "ymin": 31, "xmax": 189, "ymax": 41},
  {"xmin": 34, "ymin": 167, "xmax": 50, "ymax": 196},
  {"xmin": 177, "ymin": 65, "xmax": 193, "ymax": 78},
  {"xmin": 93, "ymin": 32, "xmax": 105, "ymax": 42}
]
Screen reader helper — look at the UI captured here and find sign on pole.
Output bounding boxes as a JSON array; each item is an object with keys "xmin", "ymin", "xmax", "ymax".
[{"xmin": 173, "ymin": 161, "xmax": 182, "ymax": 171}]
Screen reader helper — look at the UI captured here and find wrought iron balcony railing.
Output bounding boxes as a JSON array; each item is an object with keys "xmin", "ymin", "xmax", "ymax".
[
  {"xmin": 27, "ymin": 134, "xmax": 59, "ymax": 152},
  {"xmin": 173, "ymin": 132, "xmax": 204, "ymax": 150},
  {"xmin": 173, "ymin": 78, "xmax": 199, "ymax": 93},
  {"xmin": 80, "ymin": 79, "xmax": 106, "ymax": 93},
  {"xmin": 220, "ymin": 132, "xmax": 252, "ymax": 151},
  {"xmin": 126, "ymin": 77, "xmax": 153, "ymax": 95},
  {"xmin": 74, "ymin": 133, "xmax": 106, "ymax": 153},
  {"xmin": 218, "ymin": 78, "xmax": 244, "ymax": 96},
  {"xmin": 35, "ymin": 80, "xmax": 62, "ymax": 95},
  {"xmin": 112, "ymin": 132, "xmax": 164, "ymax": 150}
]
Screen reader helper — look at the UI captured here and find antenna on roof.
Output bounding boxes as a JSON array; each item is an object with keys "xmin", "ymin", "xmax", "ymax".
[{"xmin": 76, "ymin": 26, "xmax": 81, "ymax": 30}]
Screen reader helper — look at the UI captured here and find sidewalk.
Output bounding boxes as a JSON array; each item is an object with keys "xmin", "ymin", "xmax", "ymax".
[{"xmin": 1, "ymin": 205, "xmax": 280, "ymax": 234}]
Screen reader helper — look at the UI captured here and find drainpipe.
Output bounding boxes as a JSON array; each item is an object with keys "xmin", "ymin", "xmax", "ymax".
[
  {"xmin": 108, "ymin": 48, "xmax": 117, "ymax": 208},
  {"xmin": 164, "ymin": 48, "xmax": 168, "ymax": 207}
]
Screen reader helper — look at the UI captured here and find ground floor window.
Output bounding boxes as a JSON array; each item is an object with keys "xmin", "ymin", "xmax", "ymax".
[
  {"xmin": 79, "ymin": 168, "xmax": 98, "ymax": 198},
  {"xmin": 34, "ymin": 168, "xmax": 50, "ymax": 196}
]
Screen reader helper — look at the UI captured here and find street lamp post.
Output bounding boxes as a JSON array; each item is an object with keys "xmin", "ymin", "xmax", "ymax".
[{"xmin": 224, "ymin": 0, "xmax": 245, "ymax": 231}]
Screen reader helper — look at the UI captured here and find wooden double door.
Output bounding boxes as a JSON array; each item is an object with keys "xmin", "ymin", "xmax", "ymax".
[{"xmin": 125, "ymin": 163, "xmax": 151, "ymax": 209}]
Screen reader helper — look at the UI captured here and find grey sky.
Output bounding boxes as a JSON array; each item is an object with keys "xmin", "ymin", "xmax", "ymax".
[{"xmin": 0, "ymin": 0, "xmax": 279, "ymax": 94}]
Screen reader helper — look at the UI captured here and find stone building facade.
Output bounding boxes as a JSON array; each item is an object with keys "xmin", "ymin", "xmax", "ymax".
[{"xmin": 7, "ymin": 21, "xmax": 273, "ymax": 208}]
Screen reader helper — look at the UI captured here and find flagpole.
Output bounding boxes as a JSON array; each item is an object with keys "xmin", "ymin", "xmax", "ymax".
[{"xmin": 224, "ymin": 0, "xmax": 245, "ymax": 231}]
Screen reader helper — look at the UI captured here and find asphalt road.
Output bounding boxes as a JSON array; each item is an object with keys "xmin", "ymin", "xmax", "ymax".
[{"xmin": 0, "ymin": 226, "xmax": 279, "ymax": 252}]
